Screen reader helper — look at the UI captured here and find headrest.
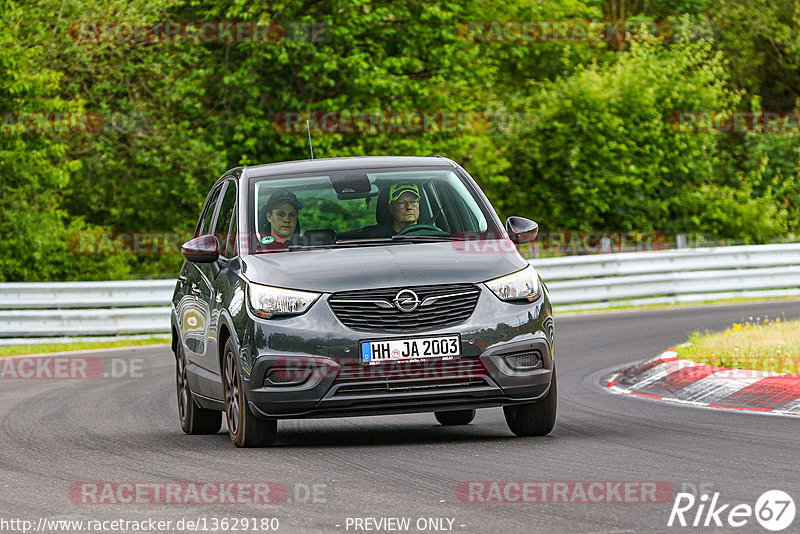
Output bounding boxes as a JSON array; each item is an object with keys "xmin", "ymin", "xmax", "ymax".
[
  {"xmin": 302, "ymin": 229, "xmax": 336, "ymax": 246},
  {"xmin": 375, "ymin": 186, "xmax": 392, "ymax": 225}
]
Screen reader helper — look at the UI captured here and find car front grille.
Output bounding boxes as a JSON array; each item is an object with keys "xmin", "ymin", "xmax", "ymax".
[
  {"xmin": 334, "ymin": 357, "xmax": 488, "ymax": 382},
  {"xmin": 328, "ymin": 284, "xmax": 480, "ymax": 332},
  {"xmin": 329, "ymin": 379, "xmax": 490, "ymax": 398}
]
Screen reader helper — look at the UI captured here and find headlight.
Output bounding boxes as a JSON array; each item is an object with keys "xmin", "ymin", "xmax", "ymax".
[
  {"xmin": 485, "ymin": 265, "xmax": 541, "ymax": 302},
  {"xmin": 248, "ymin": 283, "xmax": 320, "ymax": 318}
]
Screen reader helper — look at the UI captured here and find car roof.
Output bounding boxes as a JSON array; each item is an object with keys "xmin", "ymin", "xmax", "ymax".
[{"xmin": 232, "ymin": 155, "xmax": 457, "ymax": 180}]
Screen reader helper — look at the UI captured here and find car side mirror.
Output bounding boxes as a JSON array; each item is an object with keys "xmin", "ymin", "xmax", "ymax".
[
  {"xmin": 182, "ymin": 235, "xmax": 219, "ymax": 263},
  {"xmin": 506, "ymin": 216, "xmax": 539, "ymax": 244}
]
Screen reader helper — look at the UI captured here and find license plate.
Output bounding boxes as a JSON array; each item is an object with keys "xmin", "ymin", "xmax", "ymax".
[{"xmin": 361, "ymin": 335, "xmax": 460, "ymax": 363}]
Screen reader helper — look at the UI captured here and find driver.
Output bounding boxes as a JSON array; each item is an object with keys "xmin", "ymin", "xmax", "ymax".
[
  {"xmin": 363, "ymin": 181, "xmax": 422, "ymax": 238},
  {"xmin": 259, "ymin": 190, "xmax": 302, "ymax": 251},
  {"xmin": 388, "ymin": 182, "xmax": 420, "ymax": 233}
]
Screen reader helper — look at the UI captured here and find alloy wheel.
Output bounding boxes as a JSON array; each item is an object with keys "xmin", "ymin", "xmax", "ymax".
[{"xmin": 224, "ymin": 348, "xmax": 240, "ymax": 436}]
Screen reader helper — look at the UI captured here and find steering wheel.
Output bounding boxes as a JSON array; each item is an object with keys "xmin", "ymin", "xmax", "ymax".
[{"xmin": 396, "ymin": 224, "xmax": 444, "ymax": 235}]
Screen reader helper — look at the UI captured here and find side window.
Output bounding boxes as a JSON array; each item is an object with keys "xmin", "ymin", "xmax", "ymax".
[
  {"xmin": 225, "ymin": 209, "xmax": 238, "ymax": 257},
  {"xmin": 438, "ymin": 182, "xmax": 475, "ymax": 233},
  {"xmin": 214, "ymin": 181, "xmax": 237, "ymax": 258},
  {"xmin": 196, "ymin": 185, "xmax": 222, "ymax": 237},
  {"xmin": 421, "ymin": 181, "xmax": 450, "ymax": 233}
]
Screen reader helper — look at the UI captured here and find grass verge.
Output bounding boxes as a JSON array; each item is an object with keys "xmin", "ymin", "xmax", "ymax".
[
  {"xmin": 675, "ymin": 316, "xmax": 800, "ymax": 374},
  {"xmin": 0, "ymin": 337, "xmax": 170, "ymax": 357},
  {"xmin": 556, "ymin": 294, "xmax": 800, "ymax": 315}
]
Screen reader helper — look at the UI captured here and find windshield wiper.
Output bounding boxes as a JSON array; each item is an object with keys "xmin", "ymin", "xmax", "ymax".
[
  {"xmin": 333, "ymin": 238, "xmax": 407, "ymax": 246},
  {"xmin": 286, "ymin": 244, "xmax": 334, "ymax": 251},
  {"xmin": 329, "ymin": 236, "xmax": 468, "ymax": 246},
  {"xmin": 391, "ymin": 235, "xmax": 466, "ymax": 242}
]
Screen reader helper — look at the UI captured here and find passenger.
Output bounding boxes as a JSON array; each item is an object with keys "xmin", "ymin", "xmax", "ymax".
[{"xmin": 260, "ymin": 190, "xmax": 302, "ymax": 250}]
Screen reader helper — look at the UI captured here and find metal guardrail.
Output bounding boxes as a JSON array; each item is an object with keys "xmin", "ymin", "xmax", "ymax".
[
  {"xmin": 0, "ymin": 243, "xmax": 799, "ymax": 342},
  {"xmin": 0, "ymin": 280, "xmax": 176, "ymax": 309},
  {"xmin": 0, "ymin": 307, "xmax": 170, "ymax": 337},
  {"xmin": 532, "ymin": 243, "xmax": 800, "ymax": 310},
  {"xmin": 532, "ymin": 243, "xmax": 800, "ymax": 280}
]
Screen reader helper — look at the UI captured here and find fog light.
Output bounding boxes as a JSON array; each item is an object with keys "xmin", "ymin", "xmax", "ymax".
[
  {"xmin": 504, "ymin": 351, "xmax": 542, "ymax": 369},
  {"xmin": 265, "ymin": 367, "xmax": 312, "ymax": 386}
]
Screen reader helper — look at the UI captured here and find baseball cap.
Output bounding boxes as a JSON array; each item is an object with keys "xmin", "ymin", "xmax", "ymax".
[
  {"xmin": 389, "ymin": 182, "xmax": 420, "ymax": 203},
  {"xmin": 265, "ymin": 190, "xmax": 303, "ymax": 211}
]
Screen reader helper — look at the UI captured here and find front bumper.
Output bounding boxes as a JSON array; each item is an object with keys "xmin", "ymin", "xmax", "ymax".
[{"xmin": 239, "ymin": 287, "xmax": 554, "ymax": 419}]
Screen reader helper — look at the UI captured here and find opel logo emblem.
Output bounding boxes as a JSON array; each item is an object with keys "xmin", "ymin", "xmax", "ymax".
[{"xmin": 393, "ymin": 289, "xmax": 420, "ymax": 313}]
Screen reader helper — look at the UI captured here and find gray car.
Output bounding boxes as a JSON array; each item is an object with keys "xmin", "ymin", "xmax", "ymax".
[{"xmin": 171, "ymin": 156, "xmax": 556, "ymax": 447}]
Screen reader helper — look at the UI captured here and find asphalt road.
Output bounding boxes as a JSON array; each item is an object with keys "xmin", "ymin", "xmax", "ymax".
[{"xmin": 2, "ymin": 300, "xmax": 799, "ymax": 534}]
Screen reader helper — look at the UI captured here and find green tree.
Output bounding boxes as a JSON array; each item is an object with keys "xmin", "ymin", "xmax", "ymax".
[
  {"xmin": 3, "ymin": 0, "xmax": 797, "ymax": 281},
  {"xmin": 0, "ymin": 0, "xmax": 130, "ymax": 281},
  {"xmin": 495, "ymin": 35, "xmax": 786, "ymax": 241},
  {"xmin": 706, "ymin": 0, "xmax": 800, "ymax": 111}
]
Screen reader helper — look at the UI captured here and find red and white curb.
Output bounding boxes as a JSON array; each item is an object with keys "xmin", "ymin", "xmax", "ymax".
[{"xmin": 605, "ymin": 350, "xmax": 800, "ymax": 416}]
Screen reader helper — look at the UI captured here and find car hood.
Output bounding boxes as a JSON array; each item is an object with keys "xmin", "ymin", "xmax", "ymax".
[{"xmin": 241, "ymin": 241, "xmax": 530, "ymax": 292}]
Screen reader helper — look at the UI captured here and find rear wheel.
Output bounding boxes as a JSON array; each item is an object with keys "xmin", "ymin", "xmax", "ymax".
[
  {"xmin": 223, "ymin": 338, "xmax": 277, "ymax": 447},
  {"xmin": 503, "ymin": 368, "xmax": 557, "ymax": 437},
  {"xmin": 434, "ymin": 409, "xmax": 476, "ymax": 426},
  {"xmin": 176, "ymin": 342, "xmax": 221, "ymax": 435}
]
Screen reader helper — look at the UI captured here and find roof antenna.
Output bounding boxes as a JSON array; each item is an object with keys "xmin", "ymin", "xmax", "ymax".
[{"xmin": 306, "ymin": 119, "xmax": 315, "ymax": 159}]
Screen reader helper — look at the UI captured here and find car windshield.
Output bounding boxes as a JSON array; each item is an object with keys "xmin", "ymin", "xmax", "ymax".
[{"xmin": 248, "ymin": 168, "xmax": 500, "ymax": 253}]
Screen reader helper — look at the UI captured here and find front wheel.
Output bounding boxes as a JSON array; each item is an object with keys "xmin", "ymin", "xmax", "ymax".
[
  {"xmin": 223, "ymin": 338, "xmax": 277, "ymax": 447},
  {"xmin": 176, "ymin": 342, "xmax": 221, "ymax": 435},
  {"xmin": 435, "ymin": 409, "xmax": 476, "ymax": 426},
  {"xmin": 503, "ymin": 369, "xmax": 557, "ymax": 437}
]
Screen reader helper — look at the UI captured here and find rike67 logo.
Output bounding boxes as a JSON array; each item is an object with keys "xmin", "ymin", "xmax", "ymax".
[{"xmin": 668, "ymin": 490, "xmax": 795, "ymax": 531}]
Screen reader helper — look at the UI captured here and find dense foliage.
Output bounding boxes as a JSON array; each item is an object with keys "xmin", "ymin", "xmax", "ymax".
[{"xmin": 1, "ymin": 0, "xmax": 798, "ymax": 280}]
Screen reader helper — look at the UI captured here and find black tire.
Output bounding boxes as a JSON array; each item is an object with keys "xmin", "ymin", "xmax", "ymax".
[
  {"xmin": 223, "ymin": 338, "xmax": 278, "ymax": 447},
  {"xmin": 503, "ymin": 368, "xmax": 557, "ymax": 437},
  {"xmin": 434, "ymin": 409, "xmax": 476, "ymax": 426},
  {"xmin": 176, "ymin": 342, "xmax": 222, "ymax": 435}
]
